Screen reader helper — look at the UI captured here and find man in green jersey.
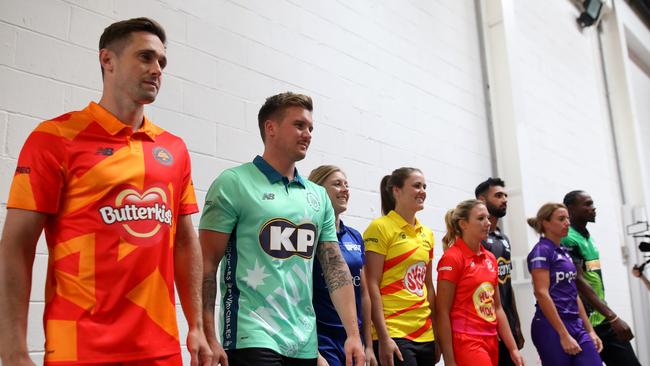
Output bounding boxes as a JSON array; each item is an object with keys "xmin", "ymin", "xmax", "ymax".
[
  {"xmin": 199, "ymin": 92, "xmax": 364, "ymax": 366},
  {"xmin": 561, "ymin": 190, "xmax": 640, "ymax": 366}
]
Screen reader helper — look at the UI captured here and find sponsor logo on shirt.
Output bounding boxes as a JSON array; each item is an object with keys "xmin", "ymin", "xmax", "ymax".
[
  {"xmin": 473, "ymin": 282, "xmax": 496, "ymax": 322},
  {"xmin": 497, "ymin": 257, "xmax": 512, "ymax": 284},
  {"xmin": 259, "ymin": 218, "xmax": 317, "ymax": 259},
  {"xmin": 152, "ymin": 147, "xmax": 173, "ymax": 166},
  {"xmin": 404, "ymin": 262, "xmax": 426, "ymax": 296},
  {"xmin": 262, "ymin": 193, "xmax": 275, "ymax": 200},
  {"xmin": 96, "ymin": 147, "xmax": 114, "ymax": 156},
  {"xmin": 439, "ymin": 266, "xmax": 453, "ymax": 271},
  {"xmin": 343, "ymin": 242, "xmax": 362, "ymax": 252},
  {"xmin": 555, "ymin": 270, "xmax": 577, "ymax": 284},
  {"xmin": 99, "ymin": 187, "xmax": 172, "ymax": 239},
  {"xmin": 15, "ymin": 166, "xmax": 31, "ymax": 174}
]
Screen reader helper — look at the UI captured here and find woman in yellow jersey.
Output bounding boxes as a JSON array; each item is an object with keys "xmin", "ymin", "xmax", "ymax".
[{"xmin": 363, "ymin": 167, "xmax": 438, "ymax": 366}]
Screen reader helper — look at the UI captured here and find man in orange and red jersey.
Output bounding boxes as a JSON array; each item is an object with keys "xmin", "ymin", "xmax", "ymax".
[{"xmin": 0, "ymin": 18, "xmax": 215, "ymax": 366}]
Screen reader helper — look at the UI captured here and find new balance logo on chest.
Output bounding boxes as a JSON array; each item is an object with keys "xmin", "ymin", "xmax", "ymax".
[{"xmin": 262, "ymin": 193, "xmax": 275, "ymax": 200}]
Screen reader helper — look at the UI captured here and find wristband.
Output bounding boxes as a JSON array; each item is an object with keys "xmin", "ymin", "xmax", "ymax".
[{"xmin": 607, "ymin": 315, "xmax": 619, "ymax": 323}]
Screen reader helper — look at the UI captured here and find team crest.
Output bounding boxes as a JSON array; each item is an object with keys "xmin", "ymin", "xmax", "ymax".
[
  {"xmin": 153, "ymin": 147, "xmax": 173, "ymax": 166},
  {"xmin": 306, "ymin": 192, "xmax": 321, "ymax": 211}
]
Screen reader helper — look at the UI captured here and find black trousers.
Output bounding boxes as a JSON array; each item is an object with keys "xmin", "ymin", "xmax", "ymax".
[
  {"xmin": 226, "ymin": 347, "xmax": 317, "ymax": 366},
  {"xmin": 372, "ymin": 338, "xmax": 436, "ymax": 366},
  {"xmin": 594, "ymin": 322, "xmax": 641, "ymax": 366}
]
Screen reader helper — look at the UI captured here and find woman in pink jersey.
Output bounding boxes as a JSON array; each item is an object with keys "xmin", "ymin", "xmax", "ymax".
[
  {"xmin": 364, "ymin": 167, "xmax": 438, "ymax": 366},
  {"xmin": 436, "ymin": 199, "xmax": 523, "ymax": 366}
]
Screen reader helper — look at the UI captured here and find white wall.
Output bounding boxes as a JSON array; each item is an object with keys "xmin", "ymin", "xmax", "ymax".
[
  {"xmin": 0, "ymin": 0, "xmax": 492, "ymax": 363},
  {"xmin": 2, "ymin": 0, "xmax": 648, "ymax": 365}
]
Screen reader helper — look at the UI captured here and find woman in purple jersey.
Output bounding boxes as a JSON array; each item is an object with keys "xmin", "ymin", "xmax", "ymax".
[
  {"xmin": 526, "ymin": 203, "xmax": 602, "ymax": 366},
  {"xmin": 309, "ymin": 165, "xmax": 377, "ymax": 366}
]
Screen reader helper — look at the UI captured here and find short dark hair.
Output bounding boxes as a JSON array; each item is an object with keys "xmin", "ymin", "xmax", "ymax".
[
  {"xmin": 257, "ymin": 92, "xmax": 313, "ymax": 141},
  {"xmin": 475, "ymin": 177, "xmax": 505, "ymax": 199},
  {"xmin": 99, "ymin": 17, "xmax": 166, "ymax": 76},
  {"xmin": 563, "ymin": 190, "xmax": 585, "ymax": 207}
]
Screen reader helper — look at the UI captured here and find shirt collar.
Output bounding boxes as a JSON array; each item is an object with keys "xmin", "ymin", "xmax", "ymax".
[
  {"xmin": 386, "ymin": 210, "xmax": 422, "ymax": 231},
  {"xmin": 87, "ymin": 102, "xmax": 160, "ymax": 141},
  {"xmin": 253, "ymin": 155, "xmax": 305, "ymax": 187},
  {"xmin": 540, "ymin": 237, "xmax": 566, "ymax": 253},
  {"xmin": 455, "ymin": 237, "xmax": 488, "ymax": 258},
  {"xmin": 489, "ymin": 227, "xmax": 504, "ymax": 239},
  {"xmin": 337, "ymin": 219, "xmax": 349, "ymax": 238}
]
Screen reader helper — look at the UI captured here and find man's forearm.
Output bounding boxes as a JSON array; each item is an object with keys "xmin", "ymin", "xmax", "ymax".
[
  {"xmin": 317, "ymin": 241, "xmax": 358, "ymax": 337},
  {"xmin": 576, "ymin": 276, "xmax": 615, "ymax": 319},
  {"xmin": 0, "ymin": 253, "xmax": 33, "ymax": 361},
  {"xmin": 174, "ymin": 220, "xmax": 204, "ymax": 329},
  {"xmin": 0, "ymin": 210, "xmax": 43, "ymax": 362},
  {"xmin": 202, "ymin": 269, "xmax": 218, "ymax": 341}
]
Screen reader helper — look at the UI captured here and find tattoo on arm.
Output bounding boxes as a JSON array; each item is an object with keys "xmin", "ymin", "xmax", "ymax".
[
  {"xmin": 317, "ymin": 241, "xmax": 352, "ymax": 293},
  {"xmin": 202, "ymin": 271, "xmax": 217, "ymax": 313}
]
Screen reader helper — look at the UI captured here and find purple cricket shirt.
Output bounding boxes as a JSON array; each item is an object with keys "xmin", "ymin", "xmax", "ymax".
[{"xmin": 527, "ymin": 237, "xmax": 580, "ymax": 319}]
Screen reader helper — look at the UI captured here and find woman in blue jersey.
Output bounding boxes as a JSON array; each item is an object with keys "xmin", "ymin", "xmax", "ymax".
[
  {"xmin": 526, "ymin": 203, "xmax": 603, "ymax": 366},
  {"xmin": 309, "ymin": 165, "xmax": 377, "ymax": 366}
]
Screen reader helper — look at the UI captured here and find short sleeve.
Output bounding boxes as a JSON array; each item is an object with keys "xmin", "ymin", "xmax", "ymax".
[
  {"xmin": 363, "ymin": 220, "xmax": 389, "ymax": 255},
  {"xmin": 178, "ymin": 143, "xmax": 198, "ymax": 215},
  {"xmin": 318, "ymin": 191, "xmax": 337, "ymax": 243},
  {"xmin": 198, "ymin": 169, "xmax": 240, "ymax": 233},
  {"xmin": 7, "ymin": 127, "xmax": 66, "ymax": 213},
  {"xmin": 436, "ymin": 250, "xmax": 464, "ymax": 284},
  {"xmin": 527, "ymin": 243, "xmax": 553, "ymax": 272},
  {"xmin": 561, "ymin": 235, "xmax": 585, "ymax": 265}
]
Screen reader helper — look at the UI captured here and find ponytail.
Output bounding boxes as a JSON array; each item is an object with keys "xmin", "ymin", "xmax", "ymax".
[
  {"xmin": 442, "ymin": 199, "xmax": 485, "ymax": 251},
  {"xmin": 379, "ymin": 167, "xmax": 422, "ymax": 215}
]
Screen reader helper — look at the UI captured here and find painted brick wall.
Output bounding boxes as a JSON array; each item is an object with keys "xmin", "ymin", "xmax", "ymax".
[{"xmin": 0, "ymin": 0, "xmax": 491, "ymax": 363}]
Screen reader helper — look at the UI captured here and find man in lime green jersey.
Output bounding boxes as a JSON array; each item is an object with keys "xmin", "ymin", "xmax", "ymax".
[{"xmin": 561, "ymin": 190, "xmax": 640, "ymax": 366}]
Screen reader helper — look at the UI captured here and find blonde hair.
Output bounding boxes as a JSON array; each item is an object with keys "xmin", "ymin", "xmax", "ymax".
[
  {"xmin": 309, "ymin": 165, "xmax": 343, "ymax": 186},
  {"xmin": 442, "ymin": 199, "xmax": 485, "ymax": 250},
  {"xmin": 527, "ymin": 203, "xmax": 566, "ymax": 235}
]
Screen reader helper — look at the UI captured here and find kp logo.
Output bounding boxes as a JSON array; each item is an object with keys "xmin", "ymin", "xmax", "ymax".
[
  {"xmin": 258, "ymin": 218, "xmax": 317, "ymax": 259},
  {"xmin": 404, "ymin": 262, "xmax": 426, "ymax": 296},
  {"xmin": 99, "ymin": 187, "xmax": 172, "ymax": 239}
]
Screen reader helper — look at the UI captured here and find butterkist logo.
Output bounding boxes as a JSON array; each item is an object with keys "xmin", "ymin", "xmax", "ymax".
[{"xmin": 99, "ymin": 187, "xmax": 172, "ymax": 238}]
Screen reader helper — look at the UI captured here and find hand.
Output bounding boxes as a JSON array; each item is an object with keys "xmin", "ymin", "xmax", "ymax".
[
  {"xmin": 206, "ymin": 336, "xmax": 228, "ymax": 366},
  {"xmin": 632, "ymin": 265, "xmax": 642, "ymax": 278},
  {"xmin": 514, "ymin": 328, "xmax": 525, "ymax": 350},
  {"xmin": 559, "ymin": 332, "xmax": 582, "ymax": 355},
  {"xmin": 378, "ymin": 337, "xmax": 403, "ymax": 366},
  {"xmin": 434, "ymin": 341, "xmax": 441, "ymax": 364},
  {"xmin": 610, "ymin": 317, "xmax": 634, "ymax": 342},
  {"xmin": 317, "ymin": 353, "xmax": 329, "ymax": 366},
  {"xmin": 343, "ymin": 335, "xmax": 365, "ymax": 366},
  {"xmin": 187, "ymin": 327, "xmax": 214, "ymax": 366},
  {"xmin": 589, "ymin": 330, "xmax": 603, "ymax": 353},
  {"xmin": 364, "ymin": 345, "xmax": 378, "ymax": 366},
  {"xmin": 509, "ymin": 349, "xmax": 525, "ymax": 366}
]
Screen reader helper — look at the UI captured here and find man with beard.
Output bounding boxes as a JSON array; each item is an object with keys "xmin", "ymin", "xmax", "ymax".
[
  {"xmin": 475, "ymin": 178, "xmax": 524, "ymax": 366},
  {"xmin": 561, "ymin": 190, "xmax": 640, "ymax": 365}
]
